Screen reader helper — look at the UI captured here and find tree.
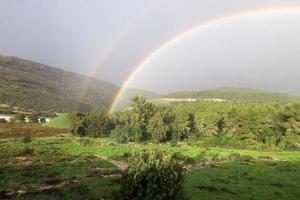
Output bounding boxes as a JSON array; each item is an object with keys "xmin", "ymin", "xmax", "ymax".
[
  {"xmin": 174, "ymin": 113, "xmax": 195, "ymax": 140},
  {"xmin": 70, "ymin": 111, "xmax": 107, "ymax": 137},
  {"xmin": 85, "ymin": 111, "xmax": 107, "ymax": 137},
  {"xmin": 131, "ymin": 96, "xmax": 157, "ymax": 141},
  {"xmin": 279, "ymin": 103, "xmax": 300, "ymax": 136},
  {"xmin": 111, "ymin": 124, "xmax": 136, "ymax": 143},
  {"xmin": 147, "ymin": 107, "xmax": 175, "ymax": 143},
  {"xmin": 195, "ymin": 112, "xmax": 220, "ymax": 137},
  {"xmin": 70, "ymin": 112, "xmax": 86, "ymax": 137}
]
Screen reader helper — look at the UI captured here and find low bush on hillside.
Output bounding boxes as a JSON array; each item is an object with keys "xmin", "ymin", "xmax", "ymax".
[
  {"xmin": 21, "ymin": 134, "xmax": 32, "ymax": 144},
  {"xmin": 15, "ymin": 114, "xmax": 26, "ymax": 123},
  {"xmin": 0, "ymin": 118, "xmax": 7, "ymax": 123},
  {"xmin": 76, "ymin": 137, "xmax": 94, "ymax": 146},
  {"xmin": 118, "ymin": 150, "xmax": 185, "ymax": 200}
]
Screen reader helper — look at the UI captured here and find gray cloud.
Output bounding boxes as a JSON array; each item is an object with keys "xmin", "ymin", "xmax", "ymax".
[{"xmin": 1, "ymin": 0, "xmax": 300, "ymax": 95}]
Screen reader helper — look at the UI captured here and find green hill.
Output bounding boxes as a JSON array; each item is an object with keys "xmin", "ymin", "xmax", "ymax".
[
  {"xmin": 0, "ymin": 55, "xmax": 157, "ymax": 112},
  {"xmin": 46, "ymin": 113, "xmax": 71, "ymax": 129},
  {"xmin": 164, "ymin": 87, "xmax": 300, "ymax": 102}
]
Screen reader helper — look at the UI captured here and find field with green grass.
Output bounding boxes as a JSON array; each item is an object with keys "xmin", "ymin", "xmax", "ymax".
[
  {"xmin": 46, "ymin": 113, "xmax": 71, "ymax": 129},
  {"xmin": 1, "ymin": 126, "xmax": 300, "ymax": 199}
]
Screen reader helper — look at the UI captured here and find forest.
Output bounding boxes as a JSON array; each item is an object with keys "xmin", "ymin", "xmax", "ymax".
[{"xmin": 70, "ymin": 96, "xmax": 300, "ymax": 150}]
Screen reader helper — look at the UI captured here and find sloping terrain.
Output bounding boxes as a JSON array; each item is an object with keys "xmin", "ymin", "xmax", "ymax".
[
  {"xmin": 0, "ymin": 55, "xmax": 118, "ymax": 112},
  {"xmin": 164, "ymin": 87, "xmax": 300, "ymax": 102}
]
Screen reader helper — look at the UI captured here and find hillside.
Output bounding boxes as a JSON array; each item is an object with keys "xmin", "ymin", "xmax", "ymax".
[
  {"xmin": 163, "ymin": 87, "xmax": 300, "ymax": 102},
  {"xmin": 0, "ymin": 55, "xmax": 157, "ymax": 112},
  {"xmin": 46, "ymin": 113, "xmax": 71, "ymax": 129},
  {"xmin": 0, "ymin": 55, "xmax": 118, "ymax": 112}
]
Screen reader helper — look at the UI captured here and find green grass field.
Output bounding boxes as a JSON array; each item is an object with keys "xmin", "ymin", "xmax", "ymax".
[
  {"xmin": 46, "ymin": 113, "xmax": 71, "ymax": 129},
  {"xmin": 1, "ymin": 129, "xmax": 300, "ymax": 199}
]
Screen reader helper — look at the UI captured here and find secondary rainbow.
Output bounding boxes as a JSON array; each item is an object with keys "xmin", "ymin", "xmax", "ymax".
[{"xmin": 106, "ymin": 5, "xmax": 300, "ymax": 113}]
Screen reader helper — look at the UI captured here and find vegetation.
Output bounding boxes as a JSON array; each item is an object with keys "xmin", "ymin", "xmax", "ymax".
[
  {"xmin": 1, "ymin": 93, "xmax": 300, "ymax": 199},
  {"xmin": 20, "ymin": 134, "xmax": 32, "ymax": 143},
  {"xmin": 28, "ymin": 112, "xmax": 39, "ymax": 123},
  {"xmin": 106, "ymin": 96, "xmax": 300, "ymax": 150},
  {"xmin": 164, "ymin": 87, "xmax": 300, "ymax": 102},
  {"xmin": 15, "ymin": 113, "xmax": 26, "ymax": 122},
  {"xmin": 119, "ymin": 150, "xmax": 184, "ymax": 200},
  {"xmin": 0, "ymin": 135, "xmax": 300, "ymax": 199},
  {"xmin": 46, "ymin": 113, "xmax": 71, "ymax": 129},
  {"xmin": 0, "ymin": 118, "xmax": 7, "ymax": 123},
  {"xmin": 70, "ymin": 111, "xmax": 107, "ymax": 137},
  {"xmin": 0, "ymin": 55, "xmax": 159, "ymax": 113},
  {"xmin": 0, "ymin": 55, "xmax": 117, "ymax": 112}
]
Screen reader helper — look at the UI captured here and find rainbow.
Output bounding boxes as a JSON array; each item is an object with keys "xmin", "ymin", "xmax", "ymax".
[
  {"xmin": 77, "ymin": 3, "xmax": 165, "ymax": 107},
  {"xmin": 104, "ymin": 5, "xmax": 300, "ymax": 113}
]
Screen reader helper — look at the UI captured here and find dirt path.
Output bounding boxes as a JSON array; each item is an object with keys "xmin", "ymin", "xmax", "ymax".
[
  {"xmin": 94, "ymin": 155, "xmax": 128, "ymax": 171},
  {"xmin": 0, "ymin": 174, "xmax": 121, "ymax": 198}
]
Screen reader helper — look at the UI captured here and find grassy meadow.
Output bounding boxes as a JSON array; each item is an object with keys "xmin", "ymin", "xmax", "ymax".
[{"xmin": 1, "ymin": 122, "xmax": 300, "ymax": 199}]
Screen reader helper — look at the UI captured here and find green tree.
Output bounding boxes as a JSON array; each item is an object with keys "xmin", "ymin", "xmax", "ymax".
[
  {"xmin": 174, "ymin": 113, "xmax": 195, "ymax": 140},
  {"xmin": 70, "ymin": 112, "xmax": 86, "ymax": 136},
  {"xmin": 131, "ymin": 96, "xmax": 157, "ymax": 141},
  {"xmin": 85, "ymin": 111, "xmax": 107, "ymax": 137},
  {"xmin": 70, "ymin": 111, "xmax": 107, "ymax": 137},
  {"xmin": 147, "ymin": 107, "xmax": 175, "ymax": 143}
]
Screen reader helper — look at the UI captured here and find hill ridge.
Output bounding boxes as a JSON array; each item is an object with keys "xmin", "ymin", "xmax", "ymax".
[{"xmin": 163, "ymin": 87, "xmax": 300, "ymax": 102}]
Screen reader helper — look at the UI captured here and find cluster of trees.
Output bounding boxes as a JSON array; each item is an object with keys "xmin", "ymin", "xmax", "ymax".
[
  {"xmin": 69, "ymin": 96, "xmax": 300, "ymax": 149},
  {"xmin": 70, "ymin": 111, "xmax": 107, "ymax": 137},
  {"xmin": 110, "ymin": 97, "xmax": 300, "ymax": 148},
  {"xmin": 171, "ymin": 101, "xmax": 300, "ymax": 145},
  {"xmin": 109, "ymin": 97, "xmax": 178, "ymax": 143}
]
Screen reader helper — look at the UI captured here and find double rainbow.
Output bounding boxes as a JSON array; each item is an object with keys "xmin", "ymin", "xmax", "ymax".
[{"xmin": 82, "ymin": 5, "xmax": 300, "ymax": 113}]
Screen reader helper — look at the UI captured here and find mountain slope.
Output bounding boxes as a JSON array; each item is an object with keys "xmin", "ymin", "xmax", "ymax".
[
  {"xmin": 163, "ymin": 87, "xmax": 300, "ymax": 102},
  {"xmin": 0, "ymin": 55, "xmax": 157, "ymax": 112}
]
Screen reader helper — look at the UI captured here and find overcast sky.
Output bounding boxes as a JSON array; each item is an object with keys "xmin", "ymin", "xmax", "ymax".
[{"xmin": 1, "ymin": 0, "xmax": 300, "ymax": 95}]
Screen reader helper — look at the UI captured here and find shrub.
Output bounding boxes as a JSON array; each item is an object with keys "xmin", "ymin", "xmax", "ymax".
[
  {"xmin": 77, "ymin": 138, "xmax": 93, "ymax": 146},
  {"xmin": 28, "ymin": 113, "xmax": 39, "ymax": 123},
  {"xmin": 119, "ymin": 150, "xmax": 185, "ymax": 200},
  {"xmin": 110, "ymin": 125, "xmax": 135, "ymax": 143},
  {"xmin": 39, "ymin": 117, "xmax": 46, "ymax": 123},
  {"xmin": 15, "ymin": 114, "xmax": 26, "ymax": 123},
  {"xmin": 0, "ymin": 118, "xmax": 7, "ymax": 123},
  {"xmin": 19, "ymin": 147, "xmax": 35, "ymax": 156},
  {"xmin": 21, "ymin": 134, "xmax": 32, "ymax": 144}
]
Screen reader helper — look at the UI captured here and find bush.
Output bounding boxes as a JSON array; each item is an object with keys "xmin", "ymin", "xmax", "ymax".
[
  {"xmin": 111, "ymin": 125, "xmax": 135, "ymax": 143},
  {"xmin": 15, "ymin": 114, "xmax": 26, "ymax": 123},
  {"xmin": 28, "ymin": 113, "xmax": 39, "ymax": 123},
  {"xmin": 21, "ymin": 134, "xmax": 32, "ymax": 144},
  {"xmin": 77, "ymin": 138, "xmax": 94, "ymax": 146},
  {"xmin": 39, "ymin": 117, "xmax": 46, "ymax": 123},
  {"xmin": 119, "ymin": 150, "xmax": 185, "ymax": 200},
  {"xmin": 19, "ymin": 147, "xmax": 35, "ymax": 156},
  {"xmin": 0, "ymin": 118, "xmax": 7, "ymax": 123}
]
